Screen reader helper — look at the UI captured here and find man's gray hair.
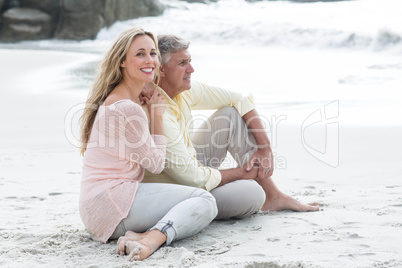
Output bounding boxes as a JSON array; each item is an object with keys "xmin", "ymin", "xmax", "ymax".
[{"xmin": 158, "ymin": 34, "xmax": 190, "ymax": 65}]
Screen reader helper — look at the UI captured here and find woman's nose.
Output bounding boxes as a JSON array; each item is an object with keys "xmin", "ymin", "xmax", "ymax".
[{"xmin": 145, "ymin": 54, "xmax": 152, "ymax": 63}]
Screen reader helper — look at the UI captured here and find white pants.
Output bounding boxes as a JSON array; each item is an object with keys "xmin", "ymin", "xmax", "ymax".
[
  {"xmin": 191, "ymin": 107, "xmax": 266, "ymax": 220},
  {"xmin": 110, "ymin": 183, "xmax": 217, "ymax": 244}
]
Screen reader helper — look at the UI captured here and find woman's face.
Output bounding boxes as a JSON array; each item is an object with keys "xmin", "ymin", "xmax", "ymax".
[{"xmin": 120, "ymin": 35, "xmax": 159, "ymax": 84}]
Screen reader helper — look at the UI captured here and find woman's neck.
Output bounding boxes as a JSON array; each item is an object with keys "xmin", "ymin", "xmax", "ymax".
[{"xmin": 122, "ymin": 79, "xmax": 144, "ymax": 104}]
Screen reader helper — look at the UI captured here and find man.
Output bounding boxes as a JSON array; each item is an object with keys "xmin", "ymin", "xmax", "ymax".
[{"xmin": 142, "ymin": 34, "xmax": 319, "ymax": 219}]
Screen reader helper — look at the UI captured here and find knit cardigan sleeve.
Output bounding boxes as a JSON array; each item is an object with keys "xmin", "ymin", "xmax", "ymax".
[{"xmin": 107, "ymin": 101, "xmax": 168, "ymax": 174}]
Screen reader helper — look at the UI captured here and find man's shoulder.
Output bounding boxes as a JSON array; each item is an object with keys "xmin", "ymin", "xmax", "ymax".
[
  {"xmin": 183, "ymin": 80, "xmax": 207, "ymax": 100},
  {"xmin": 190, "ymin": 80, "xmax": 203, "ymax": 89},
  {"xmin": 189, "ymin": 80, "xmax": 227, "ymax": 94},
  {"xmin": 184, "ymin": 80, "xmax": 201, "ymax": 96}
]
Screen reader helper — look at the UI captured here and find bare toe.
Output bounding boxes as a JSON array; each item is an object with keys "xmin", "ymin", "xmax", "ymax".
[
  {"xmin": 125, "ymin": 241, "xmax": 143, "ymax": 262},
  {"xmin": 117, "ymin": 231, "xmax": 150, "ymax": 256},
  {"xmin": 306, "ymin": 203, "xmax": 320, "ymax": 211},
  {"xmin": 116, "ymin": 237, "xmax": 128, "ymax": 255},
  {"xmin": 262, "ymin": 194, "xmax": 320, "ymax": 212}
]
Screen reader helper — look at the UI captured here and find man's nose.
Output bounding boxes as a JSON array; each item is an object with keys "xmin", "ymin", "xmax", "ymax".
[{"xmin": 187, "ymin": 63, "xmax": 195, "ymax": 73}]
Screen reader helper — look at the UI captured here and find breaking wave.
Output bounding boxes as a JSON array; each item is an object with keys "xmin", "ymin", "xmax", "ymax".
[{"xmin": 96, "ymin": 0, "xmax": 402, "ymax": 52}]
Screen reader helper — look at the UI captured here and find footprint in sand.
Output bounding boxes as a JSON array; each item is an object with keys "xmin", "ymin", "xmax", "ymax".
[
  {"xmin": 193, "ymin": 240, "xmax": 236, "ymax": 255},
  {"xmin": 266, "ymin": 237, "xmax": 280, "ymax": 242},
  {"xmin": 248, "ymin": 253, "xmax": 266, "ymax": 257},
  {"xmin": 305, "ymin": 186, "xmax": 316, "ymax": 189},
  {"xmin": 385, "ymin": 185, "xmax": 401, "ymax": 188},
  {"xmin": 66, "ymin": 171, "xmax": 80, "ymax": 174},
  {"xmin": 48, "ymin": 192, "xmax": 63, "ymax": 196},
  {"xmin": 348, "ymin": 233, "xmax": 363, "ymax": 239}
]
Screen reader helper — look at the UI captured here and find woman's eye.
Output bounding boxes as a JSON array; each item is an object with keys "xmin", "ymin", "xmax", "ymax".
[
  {"xmin": 136, "ymin": 53, "xmax": 144, "ymax": 56},
  {"xmin": 151, "ymin": 52, "xmax": 157, "ymax": 56}
]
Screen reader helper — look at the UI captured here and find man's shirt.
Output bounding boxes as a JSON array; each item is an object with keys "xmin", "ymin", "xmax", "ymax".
[{"xmin": 143, "ymin": 81, "xmax": 255, "ymax": 191}]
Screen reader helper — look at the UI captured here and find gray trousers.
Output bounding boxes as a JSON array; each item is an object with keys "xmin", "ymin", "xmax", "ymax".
[
  {"xmin": 110, "ymin": 183, "xmax": 217, "ymax": 244},
  {"xmin": 191, "ymin": 107, "xmax": 266, "ymax": 220}
]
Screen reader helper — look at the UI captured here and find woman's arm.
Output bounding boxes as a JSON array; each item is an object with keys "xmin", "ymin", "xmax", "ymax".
[
  {"xmin": 114, "ymin": 97, "xmax": 167, "ymax": 174},
  {"xmin": 143, "ymin": 89, "xmax": 165, "ymax": 136}
]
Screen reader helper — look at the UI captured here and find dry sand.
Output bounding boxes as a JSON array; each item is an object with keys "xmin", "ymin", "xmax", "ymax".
[{"xmin": 1, "ymin": 48, "xmax": 401, "ymax": 268}]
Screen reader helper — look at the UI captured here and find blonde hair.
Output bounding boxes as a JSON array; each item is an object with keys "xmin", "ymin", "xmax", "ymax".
[{"xmin": 80, "ymin": 26, "xmax": 158, "ymax": 156}]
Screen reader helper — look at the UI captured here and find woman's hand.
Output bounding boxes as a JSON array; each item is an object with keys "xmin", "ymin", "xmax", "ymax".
[
  {"xmin": 143, "ymin": 90, "xmax": 165, "ymax": 136},
  {"xmin": 140, "ymin": 83, "xmax": 156, "ymax": 105},
  {"xmin": 144, "ymin": 90, "xmax": 165, "ymax": 117}
]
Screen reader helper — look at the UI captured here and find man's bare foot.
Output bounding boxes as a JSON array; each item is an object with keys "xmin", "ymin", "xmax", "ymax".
[
  {"xmin": 125, "ymin": 240, "xmax": 153, "ymax": 261},
  {"xmin": 262, "ymin": 193, "xmax": 319, "ymax": 212},
  {"xmin": 116, "ymin": 231, "xmax": 149, "ymax": 255}
]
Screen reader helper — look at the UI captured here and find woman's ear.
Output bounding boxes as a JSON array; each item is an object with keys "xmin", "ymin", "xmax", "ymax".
[{"xmin": 120, "ymin": 60, "xmax": 126, "ymax": 68}]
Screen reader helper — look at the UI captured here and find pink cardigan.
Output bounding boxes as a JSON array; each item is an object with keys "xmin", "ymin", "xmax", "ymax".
[{"xmin": 79, "ymin": 100, "xmax": 167, "ymax": 243}]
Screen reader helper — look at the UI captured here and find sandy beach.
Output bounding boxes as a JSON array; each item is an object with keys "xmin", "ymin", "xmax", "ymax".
[{"xmin": 1, "ymin": 46, "xmax": 401, "ymax": 268}]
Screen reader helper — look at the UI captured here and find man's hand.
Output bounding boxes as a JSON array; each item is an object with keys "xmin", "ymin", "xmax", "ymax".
[
  {"xmin": 242, "ymin": 109, "xmax": 273, "ymax": 179},
  {"xmin": 218, "ymin": 163, "xmax": 259, "ymax": 187},
  {"xmin": 245, "ymin": 147, "xmax": 273, "ymax": 179},
  {"xmin": 241, "ymin": 163, "xmax": 259, "ymax": 180}
]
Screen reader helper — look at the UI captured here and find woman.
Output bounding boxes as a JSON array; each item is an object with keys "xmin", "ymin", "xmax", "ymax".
[{"xmin": 79, "ymin": 27, "xmax": 218, "ymax": 261}]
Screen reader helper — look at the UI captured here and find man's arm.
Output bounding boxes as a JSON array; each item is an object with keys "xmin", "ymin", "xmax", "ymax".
[
  {"xmin": 189, "ymin": 81, "xmax": 256, "ymax": 116},
  {"xmin": 188, "ymin": 81, "xmax": 270, "ymax": 182},
  {"xmin": 242, "ymin": 109, "xmax": 274, "ymax": 179},
  {"xmin": 218, "ymin": 165, "xmax": 259, "ymax": 187},
  {"xmin": 162, "ymin": 112, "xmax": 223, "ymax": 191}
]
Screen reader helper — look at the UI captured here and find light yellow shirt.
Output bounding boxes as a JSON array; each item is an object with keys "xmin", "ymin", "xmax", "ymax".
[{"xmin": 143, "ymin": 81, "xmax": 255, "ymax": 191}]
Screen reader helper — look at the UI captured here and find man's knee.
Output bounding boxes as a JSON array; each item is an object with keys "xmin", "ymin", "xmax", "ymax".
[
  {"xmin": 215, "ymin": 106, "xmax": 240, "ymax": 121},
  {"xmin": 211, "ymin": 180, "xmax": 265, "ymax": 220}
]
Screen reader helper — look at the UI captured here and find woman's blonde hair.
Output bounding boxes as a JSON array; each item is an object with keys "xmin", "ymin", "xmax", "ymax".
[{"xmin": 79, "ymin": 26, "xmax": 158, "ymax": 156}]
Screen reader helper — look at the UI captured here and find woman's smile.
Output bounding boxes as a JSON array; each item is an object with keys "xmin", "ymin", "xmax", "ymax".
[{"xmin": 140, "ymin": 67, "xmax": 154, "ymax": 74}]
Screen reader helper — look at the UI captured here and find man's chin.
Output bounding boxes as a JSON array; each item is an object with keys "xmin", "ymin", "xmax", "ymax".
[{"xmin": 183, "ymin": 80, "xmax": 192, "ymax": 90}]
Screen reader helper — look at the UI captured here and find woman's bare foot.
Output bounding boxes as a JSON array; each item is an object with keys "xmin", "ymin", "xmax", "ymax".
[
  {"xmin": 262, "ymin": 193, "xmax": 319, "ymax": 212},
  {"xmin": 125, "ymin": 230, "xmax": 149, "ymax": 240},
  {"xmin": 125, "ymin": 240, "xmax": 153, "ymax": 261},
  {"xmin": 116, "ymin": 231, "xmax": 149, "ymax": 255},
  {"xmin": 124, "ymin": 230, "xmax": 167, "ymax": 261}
]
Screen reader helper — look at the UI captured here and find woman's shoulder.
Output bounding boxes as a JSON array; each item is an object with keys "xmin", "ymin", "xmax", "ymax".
[
  {"xmin": 105, "ymin": 99, "xmax": 144, "ymax": 113},
  {"xmin": 99, "ymin": 100, "xmax": 146, "ymax": 123}
]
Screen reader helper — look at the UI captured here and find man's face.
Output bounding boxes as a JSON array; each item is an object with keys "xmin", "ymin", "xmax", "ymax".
[{"xmin": 160, "ymin": 49, "xmax": 194, "ymax": 97}]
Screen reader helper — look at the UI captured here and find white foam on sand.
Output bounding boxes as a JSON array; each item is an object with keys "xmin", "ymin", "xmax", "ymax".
[{"xmin": 1, "ymin": 47, "xmax": 402, "ymax": 268}]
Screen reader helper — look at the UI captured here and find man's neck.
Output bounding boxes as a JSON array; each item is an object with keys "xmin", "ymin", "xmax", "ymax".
[{"xmin": 158, "ymin": 81, "xmax": 177, "ymax": 100}]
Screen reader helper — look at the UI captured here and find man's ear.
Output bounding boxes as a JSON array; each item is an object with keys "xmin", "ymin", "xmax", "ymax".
[{"xmin": 159, "ymin": 65, "xmax": 166, "ymax": 77}]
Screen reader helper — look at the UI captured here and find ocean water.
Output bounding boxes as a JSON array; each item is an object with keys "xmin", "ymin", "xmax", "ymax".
[
  {"xmin": 99, "ymin": 0, "xmax": 402, "ymax": 126},
  {"xmin": 14, "ymin": 0, "xmax": 402, "ymax": 126}
]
